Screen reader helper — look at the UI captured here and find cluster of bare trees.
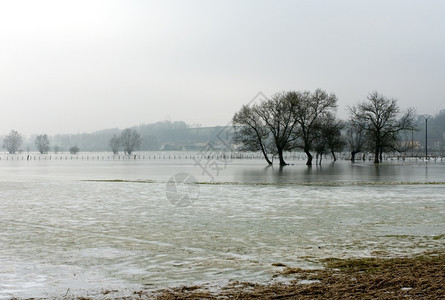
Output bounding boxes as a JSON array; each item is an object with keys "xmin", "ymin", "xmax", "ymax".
[
  {"xmin": 233, "ymin": 89, "xmax": 340, "ymax": 166},
  {"xmin": 2, "ymin": 128, "xmax": 142, "ymax": 156},
  {"xmin": 233, "ymin": 90, "xmax": 416, "ymax": 165},
  {"xmin": 1, "ymin": 130, "xmax": 78, "ymax": 155},
  {"xmin": 0, "ymin": 92, "xmax": 416, "ymax": 163},
  {"xmin": 108, "ymin": 128, "xmax": 142, "ymax": 155},
  {"xmin": 347, "ymin": 92, "xmax": 416, "ymax": 163}
]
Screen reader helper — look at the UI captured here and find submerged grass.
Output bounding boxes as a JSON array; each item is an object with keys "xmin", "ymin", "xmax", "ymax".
[
  {"xmin": 83, "ymin": 179, "xmax": 156, "ymax": 183},
  {"xmin": 196, "ymin": 181, "xmax": 445, "ymax": 186},
  {"xmin": 82, "ymin": 179, "xmax": 445, "ymax": 186},
  {"xmin": 433, "ymin": 234, "xmax": 445, "ymax": 240},
  {"xmin": 383, "ymin": 234, "xmax": 445, "ymax": 240}
]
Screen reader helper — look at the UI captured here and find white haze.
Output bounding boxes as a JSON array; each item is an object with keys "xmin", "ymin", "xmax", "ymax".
[{"xmin": 0, "ymin": 0, "xmax": 444, "ymax": 136}]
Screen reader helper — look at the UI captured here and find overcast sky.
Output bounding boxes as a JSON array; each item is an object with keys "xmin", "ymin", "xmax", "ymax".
[{"xmin": 1, "ymin": 0, "xmax": 444, "ymax": 136}]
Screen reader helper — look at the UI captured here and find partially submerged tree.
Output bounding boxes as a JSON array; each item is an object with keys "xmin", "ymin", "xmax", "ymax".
[
  {"xmin": 255, "ymin": 92, "xmax": 300, "ymax": 166},
  {"xmin": 349, "ymin": 92, "xmax": 416, "ymax": 164},
  {"xmin": 291, "ymin": 89, "xmax": 338, "ymax": 165},
  {"xmin": 233, "ymin": 92, "xmax": 300, "ymax": 166},
  {"xmin": 120, "ymin": 128, "xmax": 142, "ymax": 155},
  {"xmin": 232, "ymin": 89, "xmax": 338, "ymax": 166},
  {"xmin": 315, "ymin": 113, "xmax": 345, "ymax": 163},
  {"xmin": 108, "ymin": 134, "xmax": 121, "ymax": 155},
  {"xmin": 314, "ymin": 137, "xmax": 328, "ymax": 165},
  {"xmin": 233, "ymin": 105, "xmax": 274, "ymax": 165},
  {"xmin": 345, "ymin": 121, "xmax": 367, "ymax": 162},
  {"xmin": 35, "ymin": 134, "xmax": 50, "ymax": 154},
  {"xmin": 3, "ymin": 130, "xmax": 22, "ymax": 154}
]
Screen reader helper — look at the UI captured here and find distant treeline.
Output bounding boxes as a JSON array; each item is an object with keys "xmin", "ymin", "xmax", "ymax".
[
  {"xmin": 2, "ymin": 111, "xmax": 445, "ymax": 154},
  {"xmin": 2, "ymin": 121, "xmax": 226, "ymax": 153}
]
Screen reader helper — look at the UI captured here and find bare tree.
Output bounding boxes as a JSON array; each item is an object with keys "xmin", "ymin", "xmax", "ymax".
[
  {"xmin": 120, "ymin": 128, "xmax": 142, "ymax": 155},
  {"xmin": 315, "ymin": 113, "xmax": 345, "ymax": 163},
  {"xmin": 291, "ymin": 89, "xmax": 338, "ymax": 166},
  {"xmin": 3, "ymin": 130, "xmax": 23, "ymax": 154},
  {"xmin": 233, "ymin": 105, "xmax": 274, "ymax": 165},
  {"xmin": 349, "ymin": 92, "xmax": 416, "ymax": 164},
  {"xmin": 314, "ymin": 137, "xmax": 328, "ymax": 165},
  {"xmin": 232, "ymin": 89, "xmax": 338, "ymax": 166},
  {"xmin": 69, "ymin": 145, "xmax": 80, "ymax": 154},
  {"xmin": 261, "ymin": 92, "xmax": 301, "ymax": 166},
  {"xmin": 345, "ymin": 121, "xmax": 367, "ymax": 162},
  {"xmin": 233, "ymin": 92, "xmax": 299, "ymax": 166},
  {"xmin": 108, "ymin": 134, "xmax": 121, "ymax": 155},
  {"xmin": 35, "ymin": 134, "xmax": 50, "ymax": 154}
]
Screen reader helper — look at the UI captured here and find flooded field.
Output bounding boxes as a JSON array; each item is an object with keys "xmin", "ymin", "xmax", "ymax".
[{"xmin": 0, "ymin": 153, "xmax": 444, "ymax": 298}]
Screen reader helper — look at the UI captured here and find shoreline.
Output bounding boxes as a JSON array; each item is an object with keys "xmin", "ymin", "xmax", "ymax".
[
  {"xmin": 11, "ymin": 250, "xmax": 442, "ymax": 299},
  {"xmin": 152, "ymin": 250, "xmax": 445, "ymax": 299}
]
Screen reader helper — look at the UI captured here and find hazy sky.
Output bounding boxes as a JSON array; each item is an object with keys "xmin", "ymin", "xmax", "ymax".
[{"xmin": 1, "ymin": 0, "xmax": 444, "ymax": 136}]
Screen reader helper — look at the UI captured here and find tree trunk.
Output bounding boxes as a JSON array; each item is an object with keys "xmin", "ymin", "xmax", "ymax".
[
  {"xmin": 305, "ymin": 149, "xmax": 313, "ymax": 166},
  {"xmin": 257, "ymin": 133, "xmax": 273, "ymax": 165},
  {"xmin": 351, "ymin": 151, "xmax": 356, "ymax": 162},
  {"xmin": 260, "ymin": 145, "xmax": 273, "ymax": 165},
  {"xmin": 278, "ymin": 148, "xmax": 287, "ymax": 166},
  {"xmin": 374, "ymin": 146, "xmax": 380, "ymax": 164},
  {"xmin": 331, "ymin": 150, "xmax": 337, "ymax": 162}
]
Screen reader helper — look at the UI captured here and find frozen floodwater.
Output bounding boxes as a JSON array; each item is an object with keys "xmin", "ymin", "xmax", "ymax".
[{"xmin": 0, "ymin": 155, "xmax": 444, "ymax": 298}]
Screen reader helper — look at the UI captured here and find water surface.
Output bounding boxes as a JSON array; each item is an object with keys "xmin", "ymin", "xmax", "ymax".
[{"xmin": 0, "ymin": 155, "xmax": 444, "ymax": 298}]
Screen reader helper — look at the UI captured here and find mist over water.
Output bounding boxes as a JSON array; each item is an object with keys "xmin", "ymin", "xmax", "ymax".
[{"xmin": 0, "ymin": 154, "xmax": 444, "ymax": 298}]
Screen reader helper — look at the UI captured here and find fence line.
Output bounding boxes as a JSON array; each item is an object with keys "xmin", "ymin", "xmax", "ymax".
[
  {"xmin": 0, "ymin": 152, "xmax": 303, "ymax": 161},
  {"xmin": 0, "ymin": 152, "xmax": 444, "ymax": 162}
]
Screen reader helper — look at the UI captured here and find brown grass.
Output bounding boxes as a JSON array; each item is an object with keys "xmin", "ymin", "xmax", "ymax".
[
  {"xmin": 18, "ymin": 251, "xmax": 442, "ymax": 299},
  {"xmin": 152, "ymin": 250, "xmax": 445, "ymax": 300}
]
